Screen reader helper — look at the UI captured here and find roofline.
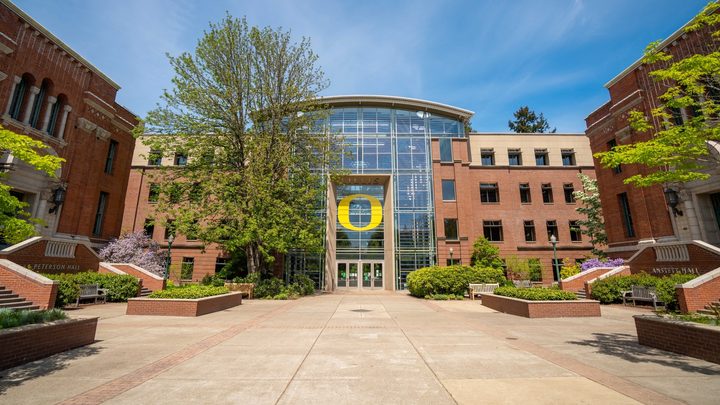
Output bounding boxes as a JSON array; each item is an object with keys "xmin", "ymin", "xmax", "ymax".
[
  {"xmin": 2, "ymin": 0, "xmax": 121, "ymax": 90},
  {"xmin": 469, "ymin": 132, "xmax": 585, "ymax": 136},
  {"xmin": 319, "ymin": 95, "xmax": 474, "ymax": 121}
]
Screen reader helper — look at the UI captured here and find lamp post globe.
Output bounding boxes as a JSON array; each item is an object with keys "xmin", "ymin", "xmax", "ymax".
[{"xmin": 449, "ymin": 247, "xmax": 454, "ymax": 264}]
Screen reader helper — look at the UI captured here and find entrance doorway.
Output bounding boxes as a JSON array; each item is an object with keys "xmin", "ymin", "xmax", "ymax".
[{"xmin": 337, "ymin": 261, "xmax": 383, "ymax": 289}]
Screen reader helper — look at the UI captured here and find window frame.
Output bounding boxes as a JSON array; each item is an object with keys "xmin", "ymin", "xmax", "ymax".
[
  {"xmin": 535, "ymin": 149, "xmax": 549, "ymax": 166},
  {"xmin": 444, "ymin": 218, "xmax": 459, "ymax": 241},
  {"xmin": 480, "ymin": 183, "xmax": 500, "ymax": 204},
  {"xmin": 563, "ymin": 183, "xmax": 576, "ymax": 204},
  {"xmin": 483, "ymin": 220, "xmax": 503, "ymax": 242},
  {"xmin": 546, "ymin": 220, "xmax": 558, "ymax": 241},
  {"xmin": 441, "ymin": 179, "xmax": 456, "ymax": 201},
  {"xmin": 524, "ymin": 220, "xmax": 536, "ymax": 242},
  {"xmin": 508, "ymin": 149, "xmax": 522, "ymax": 166},
  {"xmin": 480, "ymin": 148, "xmax": 495, "ymax": 166},
  {"xmin": 92, "ymin": 192, "xmax": 108, "ymax": 236},
  {"xmin": 569, "ymin": 220, "xmax": 582, "ymax": 242},
  {"xmin": 519, "ymin": 183, "xmax": 531, "ymax": 204},
  {"xmin": 439, "ymin": 138, "xmax": 453, "ymax": 163},
  {"xmin": 561, "ymin": 149, "xmax": 576, "ymax": 166},
  {"xmin": 541, "ymin": 183, "xmax": 554, "ymax": 204},
  {"xmin": 618, "ymin": 192, "xmax": 635, "ymax": 238},
  {"xmin": 104, "ymin": 140, "xmax": 118, "ymax": 175}
]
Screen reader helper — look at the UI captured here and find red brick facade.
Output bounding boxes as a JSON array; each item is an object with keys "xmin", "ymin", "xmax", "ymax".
[
  {"xmin": 126, "ymin": 292, "xmax": 242, "ymax": 316},
  {"xmin": 0, "ymin": 238, "xmax": 101, "ymax": 273},
  {"xmin": 675, "ymin": 268, "xmax": 720, "ymax": 313},
  {"xmin": 0, "ymin": 258, "xmax": 57, "ymax": 309},
  {"xmin": 481, "ymin": 293, "xmax": 601, "ymax": 318},
  {"xmin": 634, "ymin": 315, "xmax": 720, "ymax": 365},
  {"xmin": 559, "ymin": 266, "xmax": 616, "ymax": 293}
]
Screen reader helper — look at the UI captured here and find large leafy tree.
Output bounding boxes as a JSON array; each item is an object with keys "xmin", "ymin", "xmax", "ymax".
[
  {"xmin": 572, "ymin": 173, "xmax": 607, "ymax": 257},
  {"xmin": 508, "ymin": 106, "xmax": 556, "ymax": 133},
  {"xmin": 596, "ymin": 2, "xmax": 720, "ymax": 187},
  {"xmin": 0, "ymin": 127, "xmax": 64, "ymax": 244},
  {"xmin": 142, "ymin": 15, "xmax": 335, "ymax": 275}
]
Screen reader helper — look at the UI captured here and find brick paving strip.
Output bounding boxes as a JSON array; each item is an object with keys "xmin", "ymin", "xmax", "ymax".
[
  {"xmin": 56, "ymin": 300, "xmax": 302, "ymax": 405},
  {"xmin": 421, "ymin": 300, "xmax": 685, "ymax": 405}
]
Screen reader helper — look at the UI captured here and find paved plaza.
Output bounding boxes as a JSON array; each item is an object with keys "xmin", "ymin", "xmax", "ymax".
[{"xmin": 1, "ymin": 293, "xmax": 719, "ymax": 404}]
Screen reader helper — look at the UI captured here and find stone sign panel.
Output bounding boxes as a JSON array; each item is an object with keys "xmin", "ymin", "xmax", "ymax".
[
  {"xmin": 0, "ymin": 237, "xmax": 100, "ymax": 274},
  {"xmin": 628, "ymin": 242, "xmax": 720, "ymax": 276}
]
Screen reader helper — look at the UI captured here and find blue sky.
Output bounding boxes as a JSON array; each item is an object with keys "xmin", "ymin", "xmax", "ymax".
[{"xmin": 15, "ymin": 0, "xmax": 709, "ymax": 132}]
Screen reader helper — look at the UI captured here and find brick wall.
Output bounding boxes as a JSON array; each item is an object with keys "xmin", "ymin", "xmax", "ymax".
[
  {"xmin": 676, "ymin": 268, "xmax": 720, "ymax": 313},
  {"xmin": 126, "ymin": 292, "xmax": 242, "ymax": 317},
  {"xmin": 481, "ymin": 293, "xmax": 600, "ymax": 318},
  {"xmin": 585, "ymin": 265, "xmax": 631, "ymax": 297},
  {"xmin": 0, "ymin": 317, "xmax": 98, "ymax": 370},
  {"xmin": 0, "ymin": 239, "xmax": 100, "ymax": 274},
  {"xmin": 559, "ymin": 267, "xmax": 615, "ymax": 292},
  {"xmin": 635, "ymin": 315, "xmax": 720, "ymax": 365},
  {"xmin": 628, "ymin": 243, "xmax": 720, "ymax": 276},
  {"xmin": 0, "ymin": 259, "xmax": 58, "ymax": 309},
  {"xmin": 99, "ymin": 263, "xmax": 165, "ymax": 291}
]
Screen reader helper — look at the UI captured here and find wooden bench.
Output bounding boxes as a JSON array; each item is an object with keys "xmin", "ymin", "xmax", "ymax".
[
  {"xmin": 622, "ymin": 285, "xmax": 665, "ymax": 311},
  {"xmin": 224, "ymin": 282, "xmax": 254, "ymax": 299},
  {"xmin": 513, "ymin": 280, "xmax": 532, "ymax": 288},
  {"xmin": 468, "ymin": 283, "xmax": 500, "ymax": 300},
  {"xmin": 76, "ymin": 284, "xmax": 106, "ymax": 306}
]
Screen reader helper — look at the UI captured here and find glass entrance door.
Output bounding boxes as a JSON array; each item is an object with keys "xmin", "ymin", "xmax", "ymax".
[{"xmin": 337, "ymin": 261, "xmax": 383, "ymax": 289}]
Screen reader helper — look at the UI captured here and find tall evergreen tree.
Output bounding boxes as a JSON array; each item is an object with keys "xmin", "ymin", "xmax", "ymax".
[{"xmin": 508, "ymin": 106, "xmax": 556, "ymax": 133}]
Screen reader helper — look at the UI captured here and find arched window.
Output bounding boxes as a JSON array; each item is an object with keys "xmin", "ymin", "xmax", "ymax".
[
  {"xmin": 30, "ymin": 79, "xmax": 52, "ymax": 129},
  {"xmin": 8, "ymin": 73, "xmax": 34, "ymax": 120},
  {"xmin": 48, "ymin": 94, "xmax": 67, "ymax": 137}
]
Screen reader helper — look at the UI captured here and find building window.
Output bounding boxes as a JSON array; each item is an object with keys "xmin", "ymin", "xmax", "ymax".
[
  {"xmin": 92, "ymin": 192, "xmax": 108, "ymax": 236},
  {"xmin": 480, "ymin": 149, "xmax": 495, "ymax": 166},
  {"xmin": 9, "ymin": 75, "xmax": 29, "ymax": 120},
  {"xmin": 508, "ymin": 149, "xmax": 522, "ymax": 166},
  {"xmin": 607, "ymin": 139, "xmax": 622, "ymax": 173},
  {"xmin": 446, "ymin": 258, "xmax": 461, "ymax": 266},
  {"xmin": 143, "ymin": 218, "xmax": 155, "ymax": 238},
  {"xmin": 483, "ymin": 220, "xmax": 503, "ymax": 242},
  {"xmin": 546, "ymin": 220, "xmax": 558, "ymax": 241},
  {"xmin": 541, "ymin": 183, "xmax": 554, "ymax": 203},
  {"xmin": 618, "ymin": 192, "xmax": 635, "ymax": 237},
  {"xmin": 148, "ymin": 150, "xmax": 162, "ymax": 166},
  {"xmin": 519, "ymin": 183, "xmax": 531, "ymax": 203},
  {"xmin": 669, "ymin": 106, "xmax": 684, "ymax": 125},
  {"xmin": 47, "ymin": 98, "xmax": 62, "ymax": 135},
  {"xmin": 174, "ymin": 152, "xmax": 188, "ymax": 166},
  {"xmin": 215, "ymin": 257, "xmax": 229, "ymax": 273},
  {"xmin": 164, "ymin": 219, "xmax": 175, "ymax": 240},
  {"xmin": 552, "ymin": 259, "xmax": 562, "ymax": 281},
  {"xmin": 569, "ymin": 220, "xmax": 582, "ymax": 242},
  {"xmin": 480, "ymin": 183, "xmax": 499, "ymax": 203},
  {"xmin": 148, "ymin": 183, "xmax": 160, "ymax": 203},
  {"xmin": 181, "ymin": 257, "xmax": 195, "ymax": 280},
  {"xmin": 441, "ymin": 179, "xmax": 456, "ymax": 201},
  {"xmin": 561, "ymin": 149, "xmax": 576, "ymax": 166},
  {"xmin": 444, "ymin": 218, "xmax": 458, "ymax": 240},
  {"xmin": 524, "ymin": 220, "xmax": 536, "ymax": 242},
  {"xmin": 563, "ymin": 183, "xmax": 575, "ymax": 203},
  {"xmin": 104, "ymin": 140, "xmax": 118, "ymax": 174},
  {"xmin": 439, "ymin": 138, "xmax": 453, "ymax": 162},
  {"xmin": 30, "ymin": 80, "xmax": 49, "ymax": 129},
  {"xmin": 535, "ymin": 149, "xmax": 549, "ymax": 166}
]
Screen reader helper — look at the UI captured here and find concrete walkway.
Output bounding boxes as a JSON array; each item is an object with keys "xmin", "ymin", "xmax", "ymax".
[{"xmin": 1, "ymin": 293, "xmax": 719, "ymax": 404}]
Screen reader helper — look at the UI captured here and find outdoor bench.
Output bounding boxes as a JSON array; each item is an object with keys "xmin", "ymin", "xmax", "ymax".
[
  {"xmin": 468, "ymin": 283, "xmax": 500, "ymax": 300},
  {"xmin": 622, "ymin": 285, "xmax": 665, "ymax": 311},
  {"xmin": 76, "ymin": 283, "xmax": 106, "ymax": 306}
]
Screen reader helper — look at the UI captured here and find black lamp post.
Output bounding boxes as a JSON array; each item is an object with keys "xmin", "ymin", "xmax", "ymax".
[
  {"xmin": 664, "ymin": 188, "xmax": 684, "ymax": 216},
  {"xmin": 164, "ymin": 234, "xmax": 174, "ymax": 280},
  {"xmin": 48, "ymin": 187, "xmax": 66, "ymax": 214},
  {"xmin": 550, "ymin": 234, "xmax": 559, "ymax": 283}
]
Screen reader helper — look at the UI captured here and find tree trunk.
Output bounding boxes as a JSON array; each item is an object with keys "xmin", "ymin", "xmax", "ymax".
[{"xmin": 246, "ymin": 243, "xmax": 262, "ymax": 274}]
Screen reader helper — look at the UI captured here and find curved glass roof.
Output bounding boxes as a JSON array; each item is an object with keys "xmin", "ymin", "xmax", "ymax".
[{"xmin": 319, "ymin": 95, "xmax": 474, "ymax": 122}]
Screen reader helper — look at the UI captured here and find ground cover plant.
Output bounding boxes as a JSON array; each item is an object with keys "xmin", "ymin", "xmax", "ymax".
[
  {"xmin": 590, "ymin": 273, "xmax": 696, "ymax": 309},
  {"xmin": 407, "ymin": 265, "xmax": 507, "ymax": 298},
  {"xmin": 148, "ymin": 285, "xmax": 229, "ymax": 299},
  {"xmin": 0, "ymin": 308, "xmax": 67, "ymax": 329},
  {"xmin": 494, "ymin": 286, "xmax": 577, "ymax": 301},
  {"xmin": 45, "ymin": 272, "xmax": 140, "ymax": 307},
  {"xmin": 204, "ymin": 272, "xmax": 316, "ymax": 300},
  {"xmin": 666, "ymin": 312, "xmax": 720, "ymax": 326}
]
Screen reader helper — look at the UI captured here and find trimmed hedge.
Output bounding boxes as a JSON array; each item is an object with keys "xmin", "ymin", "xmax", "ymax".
[
  {"xmin": 0, "ymin": 308, "xmax": 67, "ymax": 329},
  {"xmin": 494, "ymin": 286, "xmax": 577, "ymax": 301},
  {"xmin": 590, "ymin": 273, "xmax": 696, "ymax": 308},
  {"xmin": 148, "ymin": 285, "xmax": 229, "ymax": 299},
  {"xmin": 45, "ymin": 272, "xmax": 141, "ymax": 307},
  {"xmin": 407, "ymin": 265, "xmax": 507, "ymax": 298}
]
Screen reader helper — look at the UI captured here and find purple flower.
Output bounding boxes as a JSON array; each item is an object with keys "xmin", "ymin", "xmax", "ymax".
[
  {"xmin": 580, "ymin": 257, "xmax": 624, "ymax": 271},
  {"xmin": 99, "ymin": 231, "xmax": 166, "ymax": 275}
]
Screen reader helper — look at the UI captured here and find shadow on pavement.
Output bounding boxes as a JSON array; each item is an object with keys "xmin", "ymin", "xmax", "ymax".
[{"xmin": 567, "ymin": 332, "xmax": 720, "ymax": 375}]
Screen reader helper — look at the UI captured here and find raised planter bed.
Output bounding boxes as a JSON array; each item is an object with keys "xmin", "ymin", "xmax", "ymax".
[
  {"xmin": 0, "ymin": 317, "xmax": 98, "ymax": 370},
  {"xmin": 126, "ymin": 292, "xmax": 242, "ymax": 317},
  {"xmin": 481, "ymin": 293, "xmax": 601, "ymax": 318},
  {"xmin": 634, "ymin": 315, "xmax": 720, "ymax": 364}
]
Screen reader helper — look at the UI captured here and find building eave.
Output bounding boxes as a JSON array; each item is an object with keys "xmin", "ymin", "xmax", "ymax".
[{"xmin": 319, "ymin": 95, "xmax": 474, "ymax": 121}]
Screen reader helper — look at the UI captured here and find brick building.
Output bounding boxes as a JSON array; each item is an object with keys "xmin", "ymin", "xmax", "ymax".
[
  {"xmin": 0, "ymin": 0, "xmax": 138, "ymax": 248},
  {"xmin": 585, "ymin": 12, "xmax": 720, "ymax": 258},
  {"xmin": 124, "ymin": 96, "xmax": 596, "ymax": 288}
]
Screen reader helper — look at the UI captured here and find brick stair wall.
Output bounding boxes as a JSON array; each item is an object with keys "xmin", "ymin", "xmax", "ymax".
[{"xmin": 0, "ymin": 259, "xmax": 58, "ymax": 309}]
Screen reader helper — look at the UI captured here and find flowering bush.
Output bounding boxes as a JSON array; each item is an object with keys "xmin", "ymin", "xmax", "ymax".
[
  {"xmin": 99, "ymin": 231, "xmax": 165, "ymax": 275},
  {"xmin": 580, "ymin": 257, "xmax": 624, "ymax": 272}
]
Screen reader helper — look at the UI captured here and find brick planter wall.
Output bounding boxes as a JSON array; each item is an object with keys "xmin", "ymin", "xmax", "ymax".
[
  {"xmin": 559, "ymin": 267, "xmax": 615, "ymax": 292},
  {"xmin": 481, "ymin": 293, "xmax": 601, "ymax": 318},
  {"xmin": 634, "ymin": 315, "xmax": 720, "ymax": 365},
  {"xmin": 0, "ymin": 317, "xmax": 98, "ymax": 370},
  {"xmin": 126, "ymin": 292, "xmax": 242, "ymax": 317},
  {"xmin": 0, "ymin": 259, "xmax": 58, "ymax": 309},
  {"xmin": 675, "ymin": 268, "xmax": 720, "ymax": 313}
]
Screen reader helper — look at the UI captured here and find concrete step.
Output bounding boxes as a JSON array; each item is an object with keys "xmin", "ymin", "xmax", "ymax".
[
  {"xmin": 0, "ymin": 296, "xmax": 24, "ymax": 304},
  {"xmin": 139, "ymin": 287, "xmax": 152, "ymax": 297},
  {"xmin": 0, "ymin": 289, "xmax": 13, "ymax": 295},
  {"xmin": 575, "ymin": 290, "xmax": 587, "ymax": 299},
  {"xmin": 4, "ymin": 303, "xmax": 40, "ymax": 311},
  {"xmin": 0, "ymin": 300, "xmax": 37, "ymax": 309},
  {"xmin": 697, "ymin": 308, "xmax": 716, "ymax": 316}
]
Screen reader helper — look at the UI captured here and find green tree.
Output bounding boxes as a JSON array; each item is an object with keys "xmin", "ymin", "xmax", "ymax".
[
  {"xmin": 470, "ymin": 236, "xmax": 504, "ymax": 269},
  {"xmin": 572, "ymin": 173, "xmax": 607, "ymax": 257},
  {"xmin": 142, "ymin": 15, "xmax": 336, "ymax": 275},
  {"xmin": 0, "ymin": 127, "xmax": 64, "ymax": 244},
  {"xmin": 508, "ymin": 106, "xmax": 556, "ymax": 133},
  {"xmin": 596, "ymin": 2, "xmax": 720, "ymax": 187}
]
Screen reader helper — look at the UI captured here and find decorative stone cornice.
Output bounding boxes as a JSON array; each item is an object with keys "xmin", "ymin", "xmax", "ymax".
[{"xmin": 77, "ymin": 117, "xmax": 111, "ymax": 141}]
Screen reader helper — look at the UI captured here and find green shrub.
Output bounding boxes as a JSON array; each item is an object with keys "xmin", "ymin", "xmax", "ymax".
[
  {"xmin": 407, "ymin": 265, "xmax": 507, "ymax": 298},
  {"xmin": 528, "ymin": 258, "xmax": 543, "ymax": 282},
  {"xmin": 590, "ymin": 273, "xmax": 696, "ymax": 308},
  {"xmin": 254, "ymin": 277, "xmax": 285, "ymax": 298},
  {"xmin": 273, "ymin": 292, "xmax": 289, "ymax": 300},
  {"xmin": 148, "ymin": 285, "xmax": 229, "ymax": 299},
  {"xmin": 494, "ymin": 286, "xmax": 577, "ymax": 301},
  {"xmin": 291, "ymin": 274, "xmax": 316, "ymax": 296},
  {"xmin": 425, "ymin": 293, "xmax": 464, "ymax": 300},
  {"xmin": 44, "ymin": 272, "xmax": 140, "ymax": 307},
  {"xmin": 0, "ymin": 308, "xmax": 67, "ymax": 329}
]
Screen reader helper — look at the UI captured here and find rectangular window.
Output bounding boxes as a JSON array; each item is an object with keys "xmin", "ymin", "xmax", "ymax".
[
  {"xmin": 519, "ymin": 183, "xmax": 531, "ymax": 203},
  {"xmin": 480, "ymin": 148, "xmax": 495, "ymax": 166},
  {"xmin": 480, "ymin": 183, "xmax": 499, "ymax": 203},
  {"xmin": 104, "ymin": 140, "xmax": 118, "ymax": 174},
  {"xmin": 552, "ymin": 259, "xmax": 562, "ymax": 281},
  {"xmin": 561, "ymin": 149, "xmax": 576, "ymax": 166},
  {"xmin": 569, "ymin": 220, "xmax": 582, "ymax": 242},
  {"xmin": 444, "ymin": 218, "xmax": 458, "ymax": 240},
  {"xmin": 441, "ymin": 179, "xmax": 456, "ymax": 201},
  {"xmin": 439, "ymin": 138, "xmax": 453, "ymax": 162},
  {"xmin": 148, "ymin": 149, "xmax": 162, "ymax": 166},
  {"xmin": 524, "ymin": 220, "xmax": 536, "ymax": 242},
  {"xmin": 508, "ymin": 149, "xmax": 522, "ymax": 166},
  {"xmin": 607, "ymin": 139, "xmax": 622, "ymax": 173},
  {"xmin": 618, "ymin": 192, "xmax": 635, "ymax": 237},
  {"xmin": 541, "ymin": 183, "xmax": 554, "ymax": 203},
  {"xmin": 148, "ymin": 183, "xmax": 160, "ymax": 203},
  {"xmin": 164, "ymin": 219, "xmax": 175, "ymax": 240},
  {"xmin": 535, "ymin": 149, "xmax": 549, "ymax": 166},
  {"xmin": 564, "ymin": 183, "xmax": 575, "ymax": 203},
  {"xmin": 483, "ymin": 220, "xmax": 503, "ymax": 242},
  {"xmin": 546, "ymin": 220, "xmax": 558, "ymax": 241},
  {"xmin": 174, "ymin": 152, "xmax": 188, "ymax": 166},
  {"xmin": 446, "ymin": 258, "xmax": 461, "ymax": 266},
  {"xmin": 181, "ymin": 257, "xmax": 194, "ymax": 280},
  {"xmin": 143, "ymin": 218, "xmax": 154, "ymax": 238},
  {"xmin": 92, "ymin": 192, "xmax": 108, "ymax": 236},
  {"xmin": 215, "ymin": 257, "xmax": 229, "ymax": 274}
]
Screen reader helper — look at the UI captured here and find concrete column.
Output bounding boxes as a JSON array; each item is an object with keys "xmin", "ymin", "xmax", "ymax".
[
  {"xmin": 21, "ymin": 85, "xmax": 40, "ymax": 124},
  {"xmin": 682, "ymin": 197, "xmax": 703, "ymax": 240},
  {"xmin": 56, "ymin": 105, "xmax": 72, "ymax": 140},
  {"xmin": 40, "ymin": 96, "xmax": 57, "ymax": 132},
  {"xmin": 4, "ymin": 75, "xmax": 21, "ymax": 116}
]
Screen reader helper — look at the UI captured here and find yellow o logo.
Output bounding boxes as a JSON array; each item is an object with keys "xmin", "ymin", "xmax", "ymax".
[{"xmin": 338, "ymin": 194, "xmax": 383, "ymax": 231}]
